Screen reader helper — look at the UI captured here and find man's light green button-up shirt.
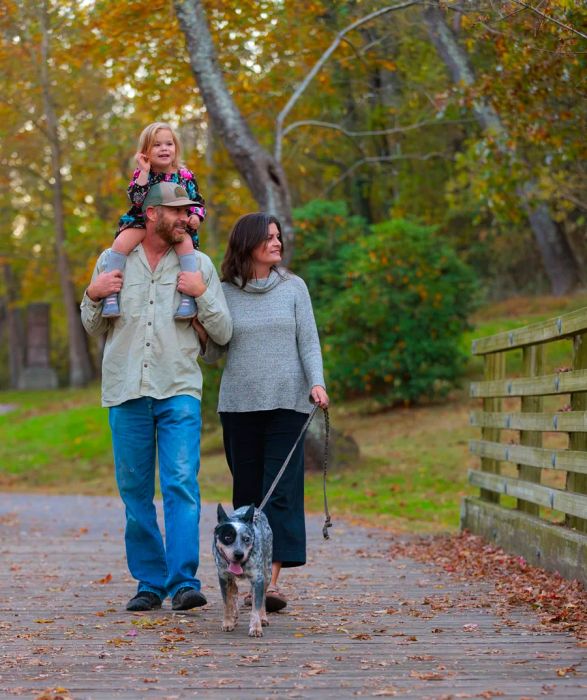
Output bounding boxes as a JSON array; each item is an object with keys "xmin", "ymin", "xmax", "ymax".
[{"xmin": 81, "ymin": 246, "xmax": 232, "ymax": 408}]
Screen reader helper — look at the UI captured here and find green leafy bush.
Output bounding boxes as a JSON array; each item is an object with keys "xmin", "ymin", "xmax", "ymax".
[
  {"xmin": 291, "ymin": 199, "xmax": 369, "ymax": 308},
  {"xmin": 293, "ymin": 201, "xmax": 477, "ymax": 404}
]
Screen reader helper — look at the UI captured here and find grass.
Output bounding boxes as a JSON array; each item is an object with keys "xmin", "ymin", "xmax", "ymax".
[
  {"xmin": 2, "ymin": 292, "xmax": 586, "ymax": 532},
  {"xmin": 0, "ymin": 384, "xmax": 234, "ymax": 500},
  {"xmin": 304, "ymin": 396, "xmax": 474, "ymax": 532},
  {"xmin": 463, "ymin": 291, "xmax": 587, "ymax": 378}
]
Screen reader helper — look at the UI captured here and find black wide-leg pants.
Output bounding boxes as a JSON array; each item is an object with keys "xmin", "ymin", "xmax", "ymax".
[{"xmin": 219, "ymin": 409, "xmax": 308, "ymax": 567}]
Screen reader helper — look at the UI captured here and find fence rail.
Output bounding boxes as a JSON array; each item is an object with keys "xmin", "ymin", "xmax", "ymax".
[{"xmin": 463, "ymin": 308, "xmax": 587, "ymax": 586}]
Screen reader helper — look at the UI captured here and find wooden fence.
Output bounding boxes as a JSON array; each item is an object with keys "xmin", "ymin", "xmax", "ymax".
[{"xmin": 462, "ymin": 307, "xmax": 587, "ymax": 586}]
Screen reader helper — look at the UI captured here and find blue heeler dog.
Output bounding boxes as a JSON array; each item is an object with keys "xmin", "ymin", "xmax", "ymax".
[{"xmin": 213, "ymin": 503, "xmax": 273, "ymax": 637}]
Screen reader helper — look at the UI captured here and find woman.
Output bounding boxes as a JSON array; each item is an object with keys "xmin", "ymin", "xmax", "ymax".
[{"xmin": 200, "ymin": 212, "xmax": 329, "ymax": 612}]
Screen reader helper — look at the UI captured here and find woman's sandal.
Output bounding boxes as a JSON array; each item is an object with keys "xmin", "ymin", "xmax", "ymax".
[
  {"xmin": 244, "ymin": 588, "xmax": 287, "ymax": 612},
  {"xmin": 265, "ymin": 586, "xmax": 287, "ymax": 613}
]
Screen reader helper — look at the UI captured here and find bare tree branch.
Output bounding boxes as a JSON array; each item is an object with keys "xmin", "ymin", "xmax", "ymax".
[
  {"xmin": 282, "ymin": 117, "xmax": 474, "ymax": 139},
  {"xmin": 321, "ymin": 151, "xmax": 447, "ymax": 197},
  {"xmin": 274, "ymin": 1, "xmax": 421, "ymax": 161},
  {"xmin": 559, "ymin": 189, "xmax": 587, "ymax": 213},
  {"xmin": 509, "ymin": 1, "xmax": 587, "ymax": 40}
]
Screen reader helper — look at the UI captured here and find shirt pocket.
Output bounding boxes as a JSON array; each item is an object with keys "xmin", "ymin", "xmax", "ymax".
[
  {"xmin": 156, "ymin": 276, "xmax": 180, "ymax": 316},
  {"xmin": 119, "ymin": 278, "xmax": 149, "ymax": 323}
]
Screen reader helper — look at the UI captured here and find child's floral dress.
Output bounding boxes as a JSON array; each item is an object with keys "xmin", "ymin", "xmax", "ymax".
[{"xmin": 117, "ymin": 167, "xmax": 206, "ymax": 249}]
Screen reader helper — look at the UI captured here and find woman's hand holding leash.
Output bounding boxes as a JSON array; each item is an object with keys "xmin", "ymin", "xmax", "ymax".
[{"xmin": 311, "ymin": 385, "xmax": 329, "ymax": 408}]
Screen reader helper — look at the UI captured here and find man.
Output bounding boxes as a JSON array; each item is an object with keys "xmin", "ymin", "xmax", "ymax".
[{"xmin": 81, "ymin": 182, "xmax": 232, "ymax": 612}]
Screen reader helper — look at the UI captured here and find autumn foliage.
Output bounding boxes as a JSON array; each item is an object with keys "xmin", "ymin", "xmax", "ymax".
[{"xmin": 1, "ymin": 1, "xmax": 586, "ymax": 385}]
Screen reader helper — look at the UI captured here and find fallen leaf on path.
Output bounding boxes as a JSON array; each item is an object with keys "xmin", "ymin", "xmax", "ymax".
[
  {"xmin": 34, "ymin": 689, "xmax": 73, "ymax": 700},
  {"xmin": 107, "ymin": 637, "xmax": 132, "ymax": 647},
  {"xmin": 132, "ymin": 616, "xmax": 166, "ymax": 629},
  {"xmin": 389, "ymin": 532, "xmax": 587, "ymax": 641},
  {"xmin": 239, "ymin": 655, "xmax": 260, "ymax": 664},
  {"xmin": 410, "ymin": 670, "xmax": 448, "ymax": 680},
  {"xmin": 184, "ymin": 647, "xmax": 211, "ymax": 657},
  {"xmin": 372, "ymin": 688, "xmax": 399, "ymax": 697},
  {"xmin": 556, "ymin": 666, "xmax": 577, "ymax": 677}
]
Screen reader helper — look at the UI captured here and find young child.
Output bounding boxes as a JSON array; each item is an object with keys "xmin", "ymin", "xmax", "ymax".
[{"xmin": 102, "ymin": 121, "xmax": 206, "ymax": 319}]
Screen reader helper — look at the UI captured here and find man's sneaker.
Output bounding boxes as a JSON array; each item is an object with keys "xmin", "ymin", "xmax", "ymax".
[
  {"xmin": 126, "ymin": 591, "xmax": 162, "ymax": 611},
  {"xmin": 172, "ymin": 587, "xmax": 207, "ymax": 610}
]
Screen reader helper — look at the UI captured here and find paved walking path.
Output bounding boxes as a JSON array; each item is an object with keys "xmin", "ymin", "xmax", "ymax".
[{"xmin": 0, "ymin": 493, "xmax": 585, "ymax": 699}]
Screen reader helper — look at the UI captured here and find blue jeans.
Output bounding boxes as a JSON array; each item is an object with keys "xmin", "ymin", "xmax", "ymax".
[{"xmin": 109, "ymin": 395, "xmax": 202, "ymax": 599}]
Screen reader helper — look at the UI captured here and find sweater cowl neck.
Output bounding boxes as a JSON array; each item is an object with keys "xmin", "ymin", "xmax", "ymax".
[{"xmin": 236, "ymin": 268, "xmax": 287, "ymax": 294}]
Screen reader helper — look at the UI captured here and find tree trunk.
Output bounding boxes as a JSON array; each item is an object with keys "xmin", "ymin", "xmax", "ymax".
[
  {"xmin": 173, "ymin": 0, "xmax": 295, "ymax": 261},
  {"xmin": 39, "ymin": 1, "xmax": 93, "ymax": 386},
  {"xmin": 423, "ymin": 2, "xmax": 581, "ymax": 296},
  {"xmin": 3, "ymin": 264, "xmax": 25, "ymax": 388}
]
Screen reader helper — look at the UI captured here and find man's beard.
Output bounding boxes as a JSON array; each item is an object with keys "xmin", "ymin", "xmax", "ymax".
[{"xmin": 155, "ymin": 212, "xmax": 186, "ymax": 245}]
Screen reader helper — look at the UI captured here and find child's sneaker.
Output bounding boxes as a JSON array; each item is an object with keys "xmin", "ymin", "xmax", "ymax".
[
  {"xmin": 102, "ymin": 294, "xmax": 121, "ymax": 318},
  {"xmin": 174, "ymin": 295, "xmax": 198, "ymax": 320},
  {"xmin": 101, "ymin": 249, "xmax": 126, "ymax": 318}
]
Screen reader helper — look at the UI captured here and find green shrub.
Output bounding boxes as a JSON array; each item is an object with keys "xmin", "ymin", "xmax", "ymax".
[
  {"xmin": 293, "ymin": 201, "xmax": 477, "ymax": 405},
  {"xmin": 292, "ymin": 199, "xmax": 369, "ymax": 309}
]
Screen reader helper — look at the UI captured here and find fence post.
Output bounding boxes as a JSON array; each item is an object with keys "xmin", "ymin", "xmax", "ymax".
[
  {"xmin": 480, "ymin": 352, "xmax": 506, "ymax": 504},
  {"xmin": 516, "ymin": 344, "xmax": 544, "ymax": 515},
  {"xmin": 567, "ymin": 333, "xmax": 587, "ymax": 533}
]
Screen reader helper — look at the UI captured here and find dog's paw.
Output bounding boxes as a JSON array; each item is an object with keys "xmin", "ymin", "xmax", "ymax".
[
  {"xmin": 261, "ymin": 615, "xmax": 269, "ymax": 627},
  {"xmin": 222, "ymin": 621, "xmax": 236, "ymax": 632},
  {"xmin": 248, "ymin": 624, "xmax": 263, "ymax": 637}
]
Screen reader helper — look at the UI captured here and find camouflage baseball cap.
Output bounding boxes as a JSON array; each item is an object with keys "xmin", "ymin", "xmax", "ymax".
[{"xmin": 141, "ymin": 182, "xmax": 197, "ymax": 211}]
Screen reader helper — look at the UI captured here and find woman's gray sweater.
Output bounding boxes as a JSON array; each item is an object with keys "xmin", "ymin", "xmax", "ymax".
[{"xmin": 203, "ymin": 269, "xmax": 326, "ymax": 414}]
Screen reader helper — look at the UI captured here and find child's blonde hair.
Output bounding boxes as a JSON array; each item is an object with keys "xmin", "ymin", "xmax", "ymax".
[{"xmin": 137, "ymin": 122, "xmax": 181, "ymax": 169}]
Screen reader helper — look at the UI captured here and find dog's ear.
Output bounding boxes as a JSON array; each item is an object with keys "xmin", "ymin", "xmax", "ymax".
[
  {"xmin": 242, "ymin": 504, "xmax": 255, "ymax": 523},
  {"xmin": 217, "ymin": 503, "xmax": 230, "ymax": 523}
]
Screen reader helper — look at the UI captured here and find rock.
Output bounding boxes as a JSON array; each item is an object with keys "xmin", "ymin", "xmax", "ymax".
[{"xmin": 304, "ymin": 414, "xmax": 359, "ymax": 471}]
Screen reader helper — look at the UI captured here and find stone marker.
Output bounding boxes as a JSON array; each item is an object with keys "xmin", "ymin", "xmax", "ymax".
[{"xmin": 17, "ymin": 302, "xmax": 58, "ymax": 390}]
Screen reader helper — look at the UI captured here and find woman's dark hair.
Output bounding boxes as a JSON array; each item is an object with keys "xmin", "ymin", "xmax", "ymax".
[{"xmin": 221, "ymin": 212, "xmax": 284, "ymax": 287}]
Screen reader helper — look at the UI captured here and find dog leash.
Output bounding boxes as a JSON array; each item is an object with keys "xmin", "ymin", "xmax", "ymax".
[
  {"xmin": 258, "ymin": 404, "xmax": 332, "ymax": 539},
  {"xmin": 321, "ymin": 407, "xmax": 332, "ymax": 539}
]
